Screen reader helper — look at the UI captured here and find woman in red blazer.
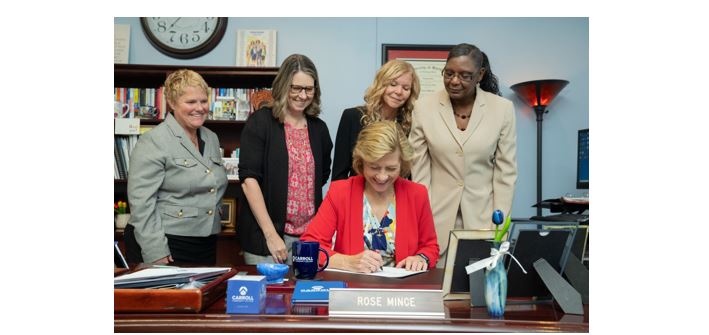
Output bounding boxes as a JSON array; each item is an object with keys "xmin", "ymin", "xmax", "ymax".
[{"xmin": 301, "ymin": 121, "xmax": 439, "ymax": 273}]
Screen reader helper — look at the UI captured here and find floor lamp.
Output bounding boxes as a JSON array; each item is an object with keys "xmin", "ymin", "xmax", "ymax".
[{"xmin": 510, "ymin": 79, "xmax": 569, "ymax": 217}]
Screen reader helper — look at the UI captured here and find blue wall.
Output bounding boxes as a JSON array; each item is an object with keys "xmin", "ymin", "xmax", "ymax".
[{"xmin": 114, "ymin": 17, "xmax": 589, "ymax": 218}]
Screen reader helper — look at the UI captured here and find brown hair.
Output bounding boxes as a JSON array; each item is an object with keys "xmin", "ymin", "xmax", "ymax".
[{"xmin": 267, "ymin": 54, "xmax": 322, "ymax": 122}]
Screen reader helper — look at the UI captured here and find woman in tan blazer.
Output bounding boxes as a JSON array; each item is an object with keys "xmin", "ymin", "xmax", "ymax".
[{"xmin": 409, "ymin": 43, "xmax": 517, "ymax": 265}]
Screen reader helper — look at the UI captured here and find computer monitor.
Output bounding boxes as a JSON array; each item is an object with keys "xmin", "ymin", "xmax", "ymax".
[{"xmin": 577, "ymin": 129, "xmax": 589, "ymax": 189}]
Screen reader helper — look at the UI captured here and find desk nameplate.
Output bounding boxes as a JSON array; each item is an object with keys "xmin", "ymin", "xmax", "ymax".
[{"xmin": 329, "ymin": 288, "xmax": 444, "ymax": 319}]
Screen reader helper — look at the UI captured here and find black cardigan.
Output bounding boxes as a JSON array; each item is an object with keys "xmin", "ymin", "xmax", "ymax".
[
  {"xmin": 331, "ymin": 107, "xmax": 365, "ymax": 181},
  {"xmin": 237, "ymin": 108, "xmax": 333, "ymax": 256},
  {"xmin": 332, "ymin": 107, "xmax": 412, "ymax": 182}
]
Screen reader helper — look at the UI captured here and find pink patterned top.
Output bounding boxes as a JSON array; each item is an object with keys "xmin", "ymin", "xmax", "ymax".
[{"xmin": 284, "ymin": 123, "xmax": 316, "ymax": 235}]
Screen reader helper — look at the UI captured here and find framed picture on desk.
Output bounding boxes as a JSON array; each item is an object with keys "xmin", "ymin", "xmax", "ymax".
[
  {"xmin": 220, "ymin": 198, "xmax": 236, "ymax": 232},
  {"xmin": 441, "ymin": 229, "xmax": 496, "ymax": 300},
  {"xmin": 381, "ymin": 44, "xmax": 453, "ymax": 95}
]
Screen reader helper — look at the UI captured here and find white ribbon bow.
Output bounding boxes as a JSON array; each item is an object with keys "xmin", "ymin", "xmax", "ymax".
[{"xmin": 465, "ymin": 241, "xmax": 527, "ymax": 275}]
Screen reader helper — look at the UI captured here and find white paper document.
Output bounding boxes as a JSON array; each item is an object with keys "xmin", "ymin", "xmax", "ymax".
[{"xmin": 324, "ymin": 266, "xmax": 425, "ymax": 278}]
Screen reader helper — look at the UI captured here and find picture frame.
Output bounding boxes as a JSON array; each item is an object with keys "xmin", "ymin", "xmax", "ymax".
[
  {"xmin": 381, "ymin": 44, "xmax": 454, "ymax": 95},
  {"xmin": 505, "ymin": 220, "xmax": 579, "ymax": 299},
  {"xmin": 441, "ymin": 229, "xmax": 497, "ymax": 300},
  {"xmin": 236, "ymin": 29, "xmax": 277, "ymax": 67},
  {"xmin": 220, "ymin": 198, "xmax": 236, "ymax": 232}
]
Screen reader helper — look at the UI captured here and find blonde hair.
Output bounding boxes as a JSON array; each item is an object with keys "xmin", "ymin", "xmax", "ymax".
[
  {"xmin": 267, "ymin": 54, "xmax": 322, "ymax": 122},
  {"xmin": 163, "ymin": 69, "xmax": 209, "ymax": 108},
  {"xmin": 352, "ymin": 121, "xmax": 414, "ymax": 178},
  {"xmin": 360, "ymin": 60, "xmax": 420, "ymax": 135}
]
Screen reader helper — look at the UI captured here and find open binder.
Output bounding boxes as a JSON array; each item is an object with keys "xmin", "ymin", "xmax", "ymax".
[
  {"xmin": 114, "ymin": 267, "xmax": 231, "ymax": 289},
  {"xmin": 115, "ymin": 267, "xmax": 237, "ymax": 313}
]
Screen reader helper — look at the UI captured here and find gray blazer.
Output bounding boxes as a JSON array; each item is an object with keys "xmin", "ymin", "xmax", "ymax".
[{"xmin": 127, "ymin": 113, "xmax": 228, "ymax": 262}]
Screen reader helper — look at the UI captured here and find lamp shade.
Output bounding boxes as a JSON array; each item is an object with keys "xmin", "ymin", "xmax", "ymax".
[{"xmin": 510, "ymin": 79, "xmax": 569, "ymax": 107}]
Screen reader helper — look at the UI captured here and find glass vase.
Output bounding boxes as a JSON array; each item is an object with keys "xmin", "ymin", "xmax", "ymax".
[{"xmin": 484, "ymin": 248, "xmax": 507, "ymax": 317}]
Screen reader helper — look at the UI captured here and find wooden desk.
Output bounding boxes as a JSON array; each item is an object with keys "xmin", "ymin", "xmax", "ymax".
[{"xmin": 115, "ymin": 266, "xmax": 589, "ymax": 332}]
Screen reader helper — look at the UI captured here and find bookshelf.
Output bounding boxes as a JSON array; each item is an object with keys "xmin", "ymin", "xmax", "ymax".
[{"xmin": 114, "ymin": 64, "xmax": 278, "ymax": 266}]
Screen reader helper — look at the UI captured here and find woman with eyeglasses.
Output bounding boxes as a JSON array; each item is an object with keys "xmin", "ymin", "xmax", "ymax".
[
  {"xmin": 238, "ymin": 54, "xmax": 333, "ymax": 265},
  {"xmin": 331, "ymin": 59, "xmax": 420, "ymax": 181},
  {"xmin": 409, "ymin": 43, "xmax": 518, "ymax": 267}
]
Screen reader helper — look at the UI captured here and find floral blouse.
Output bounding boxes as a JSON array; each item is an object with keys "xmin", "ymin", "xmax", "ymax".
[
  {"xmin": 362, "ymin": 194, "xmax": 397, "ymax": 266},
  {"xmin": 284, "ymin": 123, "xmax": 315, "ymax": 235}
]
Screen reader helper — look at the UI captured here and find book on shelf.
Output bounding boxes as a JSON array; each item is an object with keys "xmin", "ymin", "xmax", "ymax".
[
  {"xmin": 114, "ymin": 137, "xmax": 128, "ymax": 179},
  {"xmin": 291, "ymin": 280, "xmax": 346, "ymax": 305},
  {"xmin": 222, "ymin": 157, "xmax": 239, "ymax": 180},
  {"xmin": 114, "ymin": 135, "xmax": 137, "ymax": 180},
  {"xmin": 114, "ymin": 87, "xmax": 161, "ymax": 120},
  {"xmin": 115, "ymin": 87, "xmax": 264, "ymax": 122},
  {"xmin": 210, "ymin": 88, "xmax": 255, "ymax": 121},
  {"xmin": 114, "ymin": 144, "xmax": 124, "ymax": 179}
]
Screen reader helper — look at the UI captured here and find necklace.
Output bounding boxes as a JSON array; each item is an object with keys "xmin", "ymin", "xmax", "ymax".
[{"xmin": 454, "ymin": 112, "xmax": 471, "ymax": 120}]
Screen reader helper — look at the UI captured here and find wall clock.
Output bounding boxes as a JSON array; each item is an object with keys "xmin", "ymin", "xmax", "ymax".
[{"xmin": 140, "ymin": 17, "xmax": 228, "ymax": 59}]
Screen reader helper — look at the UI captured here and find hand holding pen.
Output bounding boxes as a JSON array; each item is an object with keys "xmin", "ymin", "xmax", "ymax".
[{"xmin": 349, "ymin": 250, "xmax": 384, "ymax": 273}]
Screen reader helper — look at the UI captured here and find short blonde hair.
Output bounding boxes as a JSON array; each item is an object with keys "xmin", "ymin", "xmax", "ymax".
[
  {"xmin": 352, "ymin": 121, "xmax": 414, "ymax": 178},
  {"xmin": 361, "ymin": 60, "xmax": 420, "ymax": 135},
  {"xmin": 164, "ymin": 69, "xmax": 209, "ymax": 108}
]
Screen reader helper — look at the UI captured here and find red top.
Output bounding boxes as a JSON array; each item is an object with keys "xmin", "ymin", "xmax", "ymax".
[
  {"xmin": 284, "ymin": 123, "xmax": 315, "ymax": 235},
  {"xmin": 301, "ymin": 175, "xmax": 440, "ymax": 268}
]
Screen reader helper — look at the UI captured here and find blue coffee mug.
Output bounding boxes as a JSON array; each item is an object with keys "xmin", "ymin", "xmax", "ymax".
[{"xmin": 292, "ymin": 241, "xmax": 329, "ymax": 279}]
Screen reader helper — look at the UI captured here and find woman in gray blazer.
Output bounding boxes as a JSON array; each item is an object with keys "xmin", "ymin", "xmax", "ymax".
[{"xmin": 125, "ymin": 69, "xmax": 228, "ymax": 265}]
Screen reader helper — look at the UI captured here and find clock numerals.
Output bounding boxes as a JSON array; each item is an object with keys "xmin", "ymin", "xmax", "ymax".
[
  {"xmin": 156, "ymin": 21, "xmax": 167, "ymax": 33},
  {"xmin": 142, "ymin": 17, "xmax": 227, "ymax": 59},
  {"xmin": 168, "ymin": 32, "xmax": 202, "ymax": 45},
  {"xmin": 179, "ymin": 33, "xmax": 200, "ymax": 45}
]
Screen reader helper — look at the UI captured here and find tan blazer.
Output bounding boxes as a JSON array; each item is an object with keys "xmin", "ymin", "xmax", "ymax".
[{"xmin": 409, "ymin": 86, "xmax": 517, "ymax": 253}]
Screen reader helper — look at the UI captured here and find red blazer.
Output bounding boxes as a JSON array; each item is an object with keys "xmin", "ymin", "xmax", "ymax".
[{"xmin": 301, "ymin": 175, "xmax": 439, "ymax": 268}]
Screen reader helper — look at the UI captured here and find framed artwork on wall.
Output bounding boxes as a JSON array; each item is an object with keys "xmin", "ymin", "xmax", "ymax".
[
  {"xmin": 236, "ymin": 29, "xmax": 277, "ymax": 67},
  {"xmin": 381, "ymin": 44, "xmax": 454, "ymax": 95}
]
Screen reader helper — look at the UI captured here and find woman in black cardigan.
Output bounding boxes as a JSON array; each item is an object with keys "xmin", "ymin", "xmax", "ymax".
[
  {"xmin": 331, "ymin": 59, "xmax": 420, "ymax": 181},
  {"xmin": 238, "ymin": 54, "xmax": 333, "ymax": 264}
]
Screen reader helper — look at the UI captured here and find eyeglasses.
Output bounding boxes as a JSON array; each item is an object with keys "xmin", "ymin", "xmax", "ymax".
[
  {"xmin": 289, "ymin": 85, "xmax": 315, "ymax": 95},
  {"xmin": 441, "ymin": 69, "xmax": 477, "ymax": 82}
]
